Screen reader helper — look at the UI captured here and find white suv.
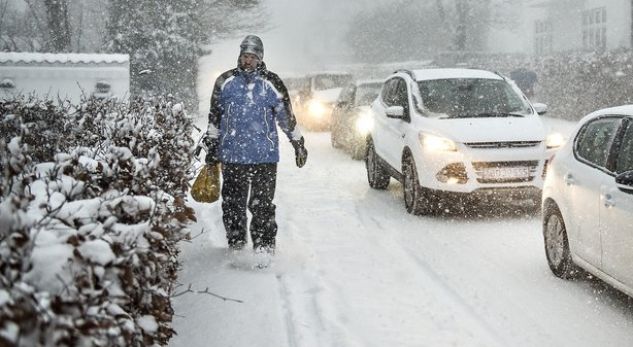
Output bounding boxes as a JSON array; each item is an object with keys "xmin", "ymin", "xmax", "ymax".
[{"xmin": 366, "ymin": 68, "xmax": 553, "ymax": 214}]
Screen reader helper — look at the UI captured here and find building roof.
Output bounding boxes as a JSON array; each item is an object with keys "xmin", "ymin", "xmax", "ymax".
[{"xmin": 0, "ymin": 52, "xmax": 129, "ymax": 65}]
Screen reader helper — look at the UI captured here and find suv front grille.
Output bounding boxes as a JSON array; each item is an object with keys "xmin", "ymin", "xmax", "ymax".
[
  {"xmin": 465, "ymin": 141, "xmax": 542, "ymax": 149},
  {"xmin": 472, "ymin": 160, "xmax": 539, "ymax": 184}
]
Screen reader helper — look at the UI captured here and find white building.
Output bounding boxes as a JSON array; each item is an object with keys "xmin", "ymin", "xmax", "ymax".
[
  {"xmin": 528, "ymin": 0, "xmax": 632, "ymax": 54},
  {"xmin": 0, "ymin": 52, "xmax": 129, "ymax": 104},
  {"xmin": 488, "ymin": 0, "xmax": 632, "ymax": 55}
]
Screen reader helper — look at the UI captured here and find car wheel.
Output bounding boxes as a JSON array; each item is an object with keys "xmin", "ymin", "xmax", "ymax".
[
  {"xmin": 366, "ymin": 140, "xmax": 389, "ymax": 190},
  {"xmin": 350, "ymin": 140, "xmax": 366, "ymax": 160},
  {"xmin": 403, "ymin": 156, "xmax": 433, "ymax": 215},
  {"xmin": 330, "ymin": 129, "xmax": 341, "ymax": 148},
  {"xmin": 331, "ymin": 127, "xmax": 342, "ymax": 149},
  {"xmin": 543, "ymin": 205, "xmax": 577, "ymax": 279}
]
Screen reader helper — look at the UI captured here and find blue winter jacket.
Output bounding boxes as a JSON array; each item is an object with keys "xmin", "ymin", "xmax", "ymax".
[{"xmin": 206, "ymin": 62, "xmax": 302, "ymax": 164}]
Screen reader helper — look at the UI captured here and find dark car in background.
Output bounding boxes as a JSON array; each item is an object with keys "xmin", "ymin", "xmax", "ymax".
[{"xmin": 331, "ymin": 79, "xmax": 383, "ymax": 159}]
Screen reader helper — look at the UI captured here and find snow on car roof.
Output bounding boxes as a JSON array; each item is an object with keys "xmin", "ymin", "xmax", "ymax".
[
  {"xmin": 587, "ymin": 105, "xmax": 633, "ymax": 118},
  {"xmin": 0, "ymin": 52, "xmax": 129, "ymax": 65},
  {"xmin": 411, "ymin": 68, "xmax": 502, "ymax": 81}
]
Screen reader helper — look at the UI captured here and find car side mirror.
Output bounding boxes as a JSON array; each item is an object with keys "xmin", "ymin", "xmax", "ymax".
[
  {"xmin": 385, "ymin": 106, "xmax": 405, "ymax": 119},
  {"xmin": 615, "ymin": 170, "xmax": 633, "ymax": 194},
  {"xmin": 533, "ymin": 103, "xmax": 547, "ymax": 115},
  {"xmin": 337, "ymin": 100, "xmax": 350, "ymax": 108}
]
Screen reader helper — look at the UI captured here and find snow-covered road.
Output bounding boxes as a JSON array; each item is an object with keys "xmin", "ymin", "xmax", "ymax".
[{"xmin": 170, "ymin": 122, "xmax": 633, "ymax": 347}]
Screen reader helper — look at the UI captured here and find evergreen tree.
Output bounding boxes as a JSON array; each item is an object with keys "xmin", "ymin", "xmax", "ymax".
[
  {"xmin": 104, "ymin": 0, "xmax": 265, "ymax": 111},
  {"xmin": 105, "ymin": 0, "xmax": 206, "ymax": 110},
  {"xmin": 44, "ymin": 0, "xmax": 72, "ymax": 52}
]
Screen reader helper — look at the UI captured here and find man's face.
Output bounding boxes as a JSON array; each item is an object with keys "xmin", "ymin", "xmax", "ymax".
[{"xmin": 239, "ymin": 53, "xmax": 260, "ymax": 71}]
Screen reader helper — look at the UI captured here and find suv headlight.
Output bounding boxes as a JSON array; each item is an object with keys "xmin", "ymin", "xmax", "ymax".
[
  {"xmin": 545, "ymin": 132, "xmax": 565, "ymax": 149},
  {"xmin": 419, "ymin": 132, "xmax": 458, "ymax": 152},
  {"xmin": 355, "ymin": 109, "xmax": 374, "ymax": 135}
]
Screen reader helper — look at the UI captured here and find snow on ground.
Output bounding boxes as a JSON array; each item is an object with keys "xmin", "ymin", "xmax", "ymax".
[{"xmin": 170, "ymin": 116, "xmax": 633, "ymax": 347}]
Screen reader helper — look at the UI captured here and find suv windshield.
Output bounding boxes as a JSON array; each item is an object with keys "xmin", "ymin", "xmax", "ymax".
[
  {"xmin": 313, "ymin": 74, "xmax": 353, "ymax": 91},
  {"xmin": 355, "ymin": 83, "xmax": 382, "ymax": 106},
  {"xmin": 417, "ymin": 78, "xmax": 531, "ymax": 118}
]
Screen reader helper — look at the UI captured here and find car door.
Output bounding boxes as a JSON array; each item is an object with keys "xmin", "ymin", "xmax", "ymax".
[
  {"xmin": 372, "ymin": 78, "xmax": 399, "ymax": 165},
  {"xmin": 333, "ymin": 84, "xmax": 355, "ymax": 134},
  {"xmin": 568, "ymin": 117, "xmax": 622, "ymax": 267},
  {"xmin": 600, "ymin": 118, "xmax": 633, "ymax": 286},
  {"xmin": 381, "ymin": 78, "xmax": 411, "ymax": 169}
]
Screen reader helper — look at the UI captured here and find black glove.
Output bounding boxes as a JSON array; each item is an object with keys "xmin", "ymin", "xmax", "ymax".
[
  {"xmin": 202, "ymin": 135, "xmax": 219, "ymax": 165},
  {"xmin": 291, "ymin": 137, "xmax": 308, "ymax": 168}
]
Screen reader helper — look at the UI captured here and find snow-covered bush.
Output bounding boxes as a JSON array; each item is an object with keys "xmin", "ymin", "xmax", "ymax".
[{"xmin": 0, "ymin": 97, "xmax": 195, "ymax": 346}]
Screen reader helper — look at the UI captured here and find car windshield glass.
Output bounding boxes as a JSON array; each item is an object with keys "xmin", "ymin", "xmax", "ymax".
[
  {"xmin": 417, "ymin": 78, "xmax": 531, "ymax": 118},
  {"xmin": 313, "ymin": 74, "xmax": 353, "ymax": 91},
  {"xmin": 355, "ymin": 83, "xmax": 381, "ymax": 106}
]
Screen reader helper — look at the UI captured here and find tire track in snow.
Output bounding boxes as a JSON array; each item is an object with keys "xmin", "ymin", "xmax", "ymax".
[
  {"xmin": 276, "ymin": 274, "xmax": 300, "ymax": 347},
  {"xmin": 400, "ymin": 245, "xmax": 507, "ymax": 345},
  {"xmin": 352, "ymin": 198, "xmax": 507, "ymax": 347},
  {"xmin": 274, "ymin": 216, "xmax": 353, "ymax": 347}
]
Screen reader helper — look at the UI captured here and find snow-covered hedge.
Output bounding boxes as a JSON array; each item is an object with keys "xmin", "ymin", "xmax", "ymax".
[{"xmin": 0, "ymin": 97, "xmax": 195, "ymax": 346}]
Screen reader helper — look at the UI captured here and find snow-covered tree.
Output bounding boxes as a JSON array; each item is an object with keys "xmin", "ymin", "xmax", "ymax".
[
  {"xmin": 104, "ymin": 0, "xmax": 266, "ymax": 111},
  {"xmin": 44, "ymin": 0, "xmax": 72, "ymax": 52},
  {"xmin": 346, "ymin": 0, "xmax": 521, "ymax": 63}
]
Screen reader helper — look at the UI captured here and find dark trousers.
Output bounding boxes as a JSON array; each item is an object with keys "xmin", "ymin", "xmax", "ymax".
[{"xmin": 221, "ymin": 163, "xmax": 278, "ymax": 248}]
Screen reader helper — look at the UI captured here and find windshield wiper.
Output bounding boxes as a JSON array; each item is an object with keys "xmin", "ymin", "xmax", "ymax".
[{"xmin": 459, "ymin": 112, "xmax": 525, "ymax": 118}]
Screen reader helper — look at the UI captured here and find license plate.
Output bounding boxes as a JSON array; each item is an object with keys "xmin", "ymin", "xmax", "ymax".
[{"xmin": 481, "ymin": 167, "xmax": 529, "ymax": 180}]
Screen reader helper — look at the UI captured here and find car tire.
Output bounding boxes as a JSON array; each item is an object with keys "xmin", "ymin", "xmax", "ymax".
[
  {"xmin": 543, "ymin": 204, "xmax": 577, "ymax": 279},
  {"xmin": 366, "ymin": 140, "xmax": 389, "ymax": 190},
  {"xmin": 331, "ymin": 130, "xmax": 342, "ymax": 149},
  {"xmin": 402, "ymin": 156, "xmax": 434, "ymax": 215},
  {"xmin": 350, "ymin": 141, "xmax": 366, "ymax": 160},
  {"xmin": 331, "ymin": 123, "xmax": 344, "ymax": 149}
]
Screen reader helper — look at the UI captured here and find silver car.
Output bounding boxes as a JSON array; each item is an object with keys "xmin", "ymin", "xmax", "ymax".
[{"xmin": 542, "ymin": 105, "xmax": 633, "ymax": 297}]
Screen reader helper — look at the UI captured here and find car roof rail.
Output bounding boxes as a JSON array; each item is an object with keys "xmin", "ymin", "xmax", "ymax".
[
  {"xmin": 492, "ymin": 70, "xmax": 509, "ymax": 80},
  {"xmin": 393, "ymin": 69, "xmax": 415, "ymax": 80}
]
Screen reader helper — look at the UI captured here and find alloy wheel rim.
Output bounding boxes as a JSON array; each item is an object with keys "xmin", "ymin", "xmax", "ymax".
[{"xmin": 546, "ymin": 214, "xmax": 565, "ymax": 266}]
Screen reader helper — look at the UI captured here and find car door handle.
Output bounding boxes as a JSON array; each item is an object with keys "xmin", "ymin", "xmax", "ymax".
[
  {"xmin": 603, "ymin": 193, "xmax": 615, "ymax": 208},
  {"xmin": 564, "ymin": 173, "xmax": 575, "ymax": 186}
]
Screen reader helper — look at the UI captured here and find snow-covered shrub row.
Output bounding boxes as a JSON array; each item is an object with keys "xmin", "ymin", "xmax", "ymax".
[
  {"xmin": 458, "ymin": 50, "xmax": 633, "ymax": 120},
  {"xmin": 531, "ymin": 51, "xmax": 633, "ymax": 120},
  {"xmin": 0, "ymin": 97, "xmax": 195, "ymax": 346}
]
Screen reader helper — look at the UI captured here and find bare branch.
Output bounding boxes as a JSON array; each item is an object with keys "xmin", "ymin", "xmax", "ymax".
[{"xmin": 171, "ymin": 283, "xmax": 244, "ymax": 303}]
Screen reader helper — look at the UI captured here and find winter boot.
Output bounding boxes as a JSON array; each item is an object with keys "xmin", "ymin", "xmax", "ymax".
[{"xmin": 228, "ymin": 238, "xmax": 246, "ymax": 251}]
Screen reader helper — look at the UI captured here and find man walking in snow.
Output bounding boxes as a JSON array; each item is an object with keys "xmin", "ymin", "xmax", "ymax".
[{"xmin": 203, "ymin": 35, "xmax": 307, "ymax": 255}]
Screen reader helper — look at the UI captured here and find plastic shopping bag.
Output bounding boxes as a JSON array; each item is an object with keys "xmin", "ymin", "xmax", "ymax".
[{"xmin": 191, "ymin": 164, "xmax": 221, "ymax": 203}]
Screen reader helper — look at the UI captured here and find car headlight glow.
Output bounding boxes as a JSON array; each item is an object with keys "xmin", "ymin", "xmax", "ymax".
[
  {"xmin": 545, "ymin": 132, "xmax": 565, "ymax": 149},
  {"xmin": 307, "ymin": 99, "xmax": 328, "ymax": 118},
  {"xmin": 355, "ymin": 110, "xmax": 374, "ymax": 135},
  {"xmin": 419, "ymin": 132, "xmax": 458, "ymax": 152}
]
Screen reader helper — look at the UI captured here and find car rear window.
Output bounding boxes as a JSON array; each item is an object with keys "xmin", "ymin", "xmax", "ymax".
[
  {"xmin": 313, "ymin": 74, "xmax": 353, "ymax": 91},
  {"xmin": 417, "ymin": 78, "xmax": 530, "ymax": 118},
  {"xmin": 355, "ymin": 83, "xmax": 381, "ymax": 106}
]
